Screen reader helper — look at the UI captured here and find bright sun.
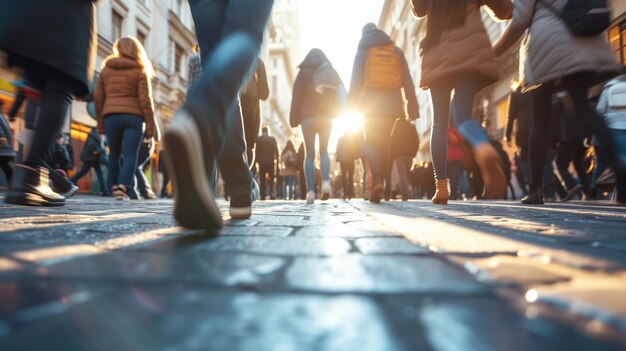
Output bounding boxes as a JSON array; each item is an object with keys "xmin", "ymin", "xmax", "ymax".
[{"xmin": 328, "ymin": 111, "xmax": 364, "ymax": 152}]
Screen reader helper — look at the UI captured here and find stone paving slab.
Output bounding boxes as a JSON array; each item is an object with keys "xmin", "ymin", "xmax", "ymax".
[
  {"xmin": 286, "ymin": 255, "xmax": 487, "ymax": 295},
  {"xmin": 193, "ymin": 236, "xmax": 352, "ymax": 256}
]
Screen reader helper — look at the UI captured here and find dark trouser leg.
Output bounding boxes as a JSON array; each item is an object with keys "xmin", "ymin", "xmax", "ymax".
[
  {"xmin": 572, "ymin": 144, "xmax": 592, "ymax": 197},
  {"xmin": 448, "ymin": 160, "xmax": 464, "ymax": 200},
  {"xmin": 301, "ymin": 119, "xmax": 318, "ymax": 192},
  {"xmin": 529, "ymin": 83, "xmax": 555, "ymax": 189},
  {"xmin": 135, "ymin": 141, "xmax": 154, "ymax": 197},
  {"xmin": 258, "ymin": 163, "xmax": 270, "ymax": 199},
  {"xmin": 23, "ymin": 68, "xmax": 73, "ymax": 168},
  {"xmin": 555, "ymin": 142, "xmax": 576, "ymax": 189},
  {"xmin": 160, "ymin": 170, "xmax": 170, "ymax": 197},
  {"xmin": 93, "ymin": 163, "xmax": 107, "ymax": 194},
  {"xmin": 70, "ymin": 162, "xmax": 92, "ymax": 183},
  {"xmin": 217, "ymin": 99, "xmax": 252, "ymax": 201},
  {"xmin": 396, "ymin": 157, "xmax": 411, "ymax": 200},
  {"xmin": 0, "ymin": 158, "xmax": 13, "ymax": 183}
]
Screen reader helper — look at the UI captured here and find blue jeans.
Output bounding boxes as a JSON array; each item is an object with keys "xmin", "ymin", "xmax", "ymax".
[
  {"xmin": 185, "ymin": 0, "xmax": 273, "ymax": 198},
  {"xmin": 612, "ymin": 128, "xmax": 626, "ymax": 167},
  {"xmin": 448, "ymin": 160, "xmax": 464, "ymax": 200},
  {"xmin": 284, "ymin": 175, "xmax": 296, "ymax": 200},
  {"xmin": 430, "ymin": 80, "xmax": 489, "ymax": 179},
  {"xmin": 301, "ymin": 118, "xmax": 332, "ymax": 191},
  {"xmin": 104, "ymin": 114, "xmax": 145, "ymax": 187}
]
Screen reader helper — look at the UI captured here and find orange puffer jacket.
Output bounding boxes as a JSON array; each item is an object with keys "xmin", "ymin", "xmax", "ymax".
[{"xmin": 94, "ymin": 57, "xmax": 158, "ymax": 140}]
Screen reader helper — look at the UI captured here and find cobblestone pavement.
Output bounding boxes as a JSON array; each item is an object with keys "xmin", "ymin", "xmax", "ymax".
[{"xmin": 0, "ymin": 195, "xmax": 625, "ymax": 350}]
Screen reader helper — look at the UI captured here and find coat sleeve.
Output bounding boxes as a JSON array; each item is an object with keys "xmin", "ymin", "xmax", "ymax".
[
  {"xmin": 348, "ymin": 49, "xmax": 367, "ymax": 109},
  {"xmin": 505, "ymin": 93, "xmax": 517, "ymax": 141},
  {"xmin": 400, "ymin": 49, "xmax": 420, "ymax": 121},
  {"xmin": 137, "ymin": 71, "xmax": 156, "ymax": 139},
  {"xmin": 411, "ymin": 0, "xmax": 428, "ymax": 18},
  {"xmin": 94, "ymin": 73, "xmax": 106, "ymax": 134},
  {"xmin": 289, "ymin": 71, "xmax": 306, "ymax": 128},
  {"xmin": 483, "ymin": 0, "xmax": 513, "ymax": 21},
  {"xmin": 256, "ymin": 60, "xmax": 270, "ymax": 101},
  {"xmin": 493, "ymin": 0, "xmax": 534, "ymax": 56}
]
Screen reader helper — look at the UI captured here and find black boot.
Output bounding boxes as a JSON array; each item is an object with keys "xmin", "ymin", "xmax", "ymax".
[
  {"xmin": 521, "ymin": 187, "xmax": 544, "ymax": 205},
  {"xmin": 5, "ymin": 164, "xmax": 65, "ymax": 206}
]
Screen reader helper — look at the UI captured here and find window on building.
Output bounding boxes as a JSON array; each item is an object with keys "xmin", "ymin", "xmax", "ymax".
[
  {"xmin": 174, "ymin": 43, "xmax": 184, "ymax": 75},
  {"xmin": 112, "ymin": 11, "xmax": 123, "ymax": 41},
  {"xmin": 137, "ymin": 30, "xmax": 147, "ymax": 48},
  {"xmin": 609, "ymin": 22, "xmax": 626, "ymax": 66}
]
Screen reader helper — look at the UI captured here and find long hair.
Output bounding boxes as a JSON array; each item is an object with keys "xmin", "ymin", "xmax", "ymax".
[
  {"xmin": 103, "ymin": 36, "xmax": 154, "ymax": 79},
  {"xmin": 426, "ymin": 0, "xmax": 469, "ymax": 46}
]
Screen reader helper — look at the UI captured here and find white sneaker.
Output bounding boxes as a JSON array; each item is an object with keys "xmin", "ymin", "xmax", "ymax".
[
  {"xmin": 306, "ymin": 190, "xmax": 315, "ymax": 204},
  {"xmin": 321, "ymin": 181, "xmax": 331, "ymax": 201}
]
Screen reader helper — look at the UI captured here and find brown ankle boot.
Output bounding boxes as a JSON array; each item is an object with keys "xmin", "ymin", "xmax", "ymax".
[{"xmin": 432, "ymin": 179, "xmax": 449, "ymax": 205}]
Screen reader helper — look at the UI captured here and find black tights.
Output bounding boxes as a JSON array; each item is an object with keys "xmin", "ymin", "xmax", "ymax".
[{"xmin": 529, "ymin": 73, "xmax": 623, "ymax": 190}]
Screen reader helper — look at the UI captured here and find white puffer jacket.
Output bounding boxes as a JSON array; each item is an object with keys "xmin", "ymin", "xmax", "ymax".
[{"xmin": 494, "ymin": 0, "xmax": 619, "ymax": 87}]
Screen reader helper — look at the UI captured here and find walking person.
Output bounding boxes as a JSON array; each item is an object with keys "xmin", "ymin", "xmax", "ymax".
[
  {"xmin": 412, "ymin": 0, "xmax": 512, "ymax": 204},
  {"xmin": 255, "ymin": 126, "xmax": 279, "ymax": 200},
  {"xmin": 290, "ymin": 49, "xmax": 346, "ymax": 204},
  {"xmin": 70, "ymin": 127, "xmax": 109, "ymax": 196},
  {"xmin": 335, "ymin": 130, "xmax": 363, "ymax": 200},
  {"xmin": 0, "ymin": 101, "xmax": 16, "ymax": 183},
  {"xmin": 95, "ymin": 36, "xmax": 158, "ymax": 201},
  {"xmin": 505, "ymin": 83, "xmax": 532, "ymax": 194},
  {"xmin": 494, "ymin": 0, "xmax": 624, "ymax": 204},
  {"xmin": 1, "ymin": 0, "xmax": 97, "ymax": 206},
  {"xmin": 281, "ymin": 140, "xmax": 298, "ymax": 200},
  {"xmin": 349, "ymin": 23, "xmax": 419, "ymax": 204}
]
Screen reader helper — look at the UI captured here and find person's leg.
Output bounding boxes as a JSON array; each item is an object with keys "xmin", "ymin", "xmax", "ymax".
[
  {"xmin": 268, "ymin": 166, "xmax": 275, "ymax": 199},
  {"xmin": 572, "ymin": 143, "xmax": 592, "ymax": 197},
  {"xmin": 104, "ymin": 116, "xmax": 123, "ymax": 189},
  {"xmin": 340, "ymin": 162, "xmax": 349, "ymax": 199},
  {"xmin": 555, "ymin": 142, "xmax": 576, "ymax": 190},
  {"xmin": 0, "ymin": 159, "xmax": 13, "ymax": 183},
  {"xmin": 380, "ymin": 120, "xmax": 394, "ymax": 200},
  {"xmin": 135, "ymin": 141, "xmax": 153, "ymax": 198},
  {"xmin": 396, "ymin": 157, "xmax": 411, "ymax": 201},
  {"xmin": 258, "ymin": 164, "xmax": 268, "ymax": 200},
  {"xmin": 166, "ymin": 0, "xmax": 274, "ymax": 228},
  {"xmin": 318, "ymin": 120, "xmax": 332, "ymax": 183},
  {"xmin": 117, "ymin": 116, "xmax": 144, "ymax": 189},
  {"xmin": 429, "ymin": 85, "xmax": 452, "ymax": 203},
  {"xmin": 301, "ymin": 120, "xmax": 317, "ymax": 193},
  {"xmin": 526, "ymin": 82, "xmax": 555, "ymax": 202},
  {"xmin": 93, "ymin": 163, "xmax": 107, "ymax": 194},
  {"xmin": 347, "ymin": 161, "xmax": 355, "ymax": 199},
  {"xmin": 448, "ymin": 160, "xmax": 463, "ymax": 200},
  {"xmin": 564, "ymin": 73, "xmax": 625, "ymax": 202},
  {"xmin": 70, "ymin": 162, "xmax": 92, "ymax": 183}
]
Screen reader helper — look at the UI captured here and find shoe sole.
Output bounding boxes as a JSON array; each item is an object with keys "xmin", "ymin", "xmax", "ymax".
[
  {"xmin": 164, "ymin": 111, "xmax": 223, "ymax": 229},
  {"xmin": 5, "ymin": 192, "xmax": 65, "ymax": 207},
  {"xmin": 229, "ymin": 207, "xmax": 252, "ymax": 220}
]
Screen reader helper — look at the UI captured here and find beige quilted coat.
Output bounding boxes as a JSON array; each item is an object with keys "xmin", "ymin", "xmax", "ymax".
[{"xmin": 494, "ymin": 0, "xmax": 619, "ymax": 87}]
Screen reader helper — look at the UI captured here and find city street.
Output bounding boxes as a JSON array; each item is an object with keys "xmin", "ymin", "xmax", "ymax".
[{"xmin": 0, "ymin": 195, "xmax": 625, "ymax": 350}]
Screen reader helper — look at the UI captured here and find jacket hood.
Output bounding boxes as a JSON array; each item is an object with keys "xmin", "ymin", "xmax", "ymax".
[
  {"xmin": 105, "ymin": 57, "xmax": 143, "ymax": 70},
  {"xmin": 358, "ymin": 29, "xmax": 393, "ymax": 49},
  {"xmin": 299, "ymin": 49, "xmax": 328, "ymax": 69}
]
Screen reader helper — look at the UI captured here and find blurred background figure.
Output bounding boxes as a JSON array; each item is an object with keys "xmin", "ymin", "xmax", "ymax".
[
  {"xmin": 256, "ymin": 126, "xmax": 279, "ymax": 200},
  {"xmin": 70, "ymin": 127, "xmax": 109, "ymax": 196},
  {"xmin": 281, "ymin": 140, "xmax": 298, "ymax": 200},
  {"xmin": 0, "ymin": 100, "xmax": 15, "ymax": 184},
  {"xmin": 336, "ymin": 130, "xmax": 363, "ymax": 200}
]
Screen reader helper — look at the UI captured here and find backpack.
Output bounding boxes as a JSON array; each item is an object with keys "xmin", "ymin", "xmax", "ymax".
[
  {"xmin": 539, "ymin": 0, "xmax": 610, "ymax": 37},
  {"xmin": 312, "ymin": 62, "xmax": 347, "ymax": 115},
  {"xmin": 364, "ymin": 44, "xmax": 403, "ymax": 89},
  {"xmin": 607, "ymin": 80, "xmax": 626, "ymax": 110}
]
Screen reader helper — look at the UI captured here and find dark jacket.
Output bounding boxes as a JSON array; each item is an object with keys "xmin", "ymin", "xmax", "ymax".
[
  {"xmin": 0, "ymin": 0, "xmax": 98, "ymax": 97},
  {"xmin": 290, "ymin": 50, "xmax": 339, "ymax": 127},
  {"xmin": 255, "ymin": 134, "xmax": 279, "ymax": 166},
  {"xmin": 241, "ymin": 60, "xmax": 270, "ymax": 146},
  {"xmin": 0, "ymin": 112, "xmax": 16, "ymax": 158},
  {"xmin": 505, "ymin": 88, "xmax": 532, "ymax": 160},
  {"xmin": 336, "ymin": 133, "xmax": 364, "ymax": 163},
  {"xmin": 348, "ymin": 29, "xmax": 419, "ymax": 120},
  {"xmin": 80, "ymin": 130, "xmax": 104, "ymax": 163}
]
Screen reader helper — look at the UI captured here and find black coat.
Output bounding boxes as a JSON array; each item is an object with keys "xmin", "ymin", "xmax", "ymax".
[
  {"xmin": 348, "ymin": 29, "xmax": 419, "ymax": 120},
  {"xmin": 505, "ymin": 88, "xmax": 532, "ymax": 160},
  {"xmin": 255, "ymin": 134, "xmax": 279, "ymax": 166},
  {"xmin": 0, "ymin": 0, "xmax": 98, "ymax": 97}
]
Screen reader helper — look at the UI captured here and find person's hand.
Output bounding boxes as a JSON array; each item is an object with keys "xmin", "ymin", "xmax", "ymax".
[{"xmin": 0, "ymin": 137, "xmax": 8, "ymax": 145}]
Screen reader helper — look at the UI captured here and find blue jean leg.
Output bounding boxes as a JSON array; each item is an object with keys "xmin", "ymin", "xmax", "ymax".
[
  {"xmin": 301, "ymin": 118, "xmax": 332, "ymax": 191},
  {"xmin": 105, "ymin": 114, "xmax": 145, "ymax": 187},
  {"xmin": 185, "ymin": 0, "xmax": 274, "ymax": 147},
  {"xmin": 429, "ymin": 86, "xmax": 452, "ymax": 180},
  {"xmin": 451, "ymin": 80, "xmax": 489, "ymax": 147}
]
